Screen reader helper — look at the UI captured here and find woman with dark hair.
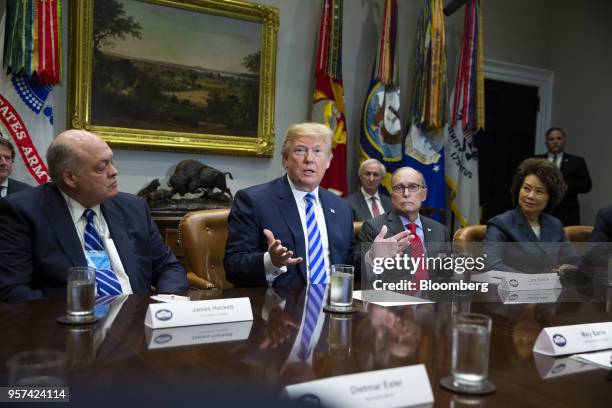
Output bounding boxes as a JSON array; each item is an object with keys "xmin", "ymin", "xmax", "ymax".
[{"xmin": 483, "ymin": 158, "xmax": 579, "ymax": 273}]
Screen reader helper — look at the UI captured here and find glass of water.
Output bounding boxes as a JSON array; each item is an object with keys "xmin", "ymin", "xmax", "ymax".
[
  {"xmin": 67, "ymin": 266, "xmax": 96, "ymax": 321},
  {"xmin": 451, "ymin": 313, "xmax": 492, "ymax": 389},
  {"xmin": 7, "ymin": 350, "xmax": 67, "ymax": 386},
  {"xmin": 329, "ymin": 264, "xmax": 354, "ymax": 311}
]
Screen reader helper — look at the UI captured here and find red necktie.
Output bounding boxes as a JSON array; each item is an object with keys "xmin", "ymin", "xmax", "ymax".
[
  {"xmin": 370, "ymin": 196, "xmax": 381, "ymax": 216},
  {"xmin": 407, "ymin": 223, "xmax": 428, "ymax": 282}
]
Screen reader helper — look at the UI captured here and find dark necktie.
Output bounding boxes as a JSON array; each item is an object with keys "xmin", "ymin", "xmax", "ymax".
[
  {"xmin": 0, "ymin": 185, "xmax": 5, "ymax": 197},
  {"xmin": 407, "ymin": 223, "xmax": 428, "ymax": 282},
  {"xmin": 552, "ymin": 155, "xmax": 558, "ymax": 167},
  {"xmin": 370, "ymin": 196, "xmax": 381, "ymax": 216}
]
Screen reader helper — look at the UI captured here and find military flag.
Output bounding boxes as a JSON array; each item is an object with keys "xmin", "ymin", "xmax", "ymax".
[
  {"xmin": 445, "ymin": 0, "xmax": 484, "ymax": 230},
  {"xmin": 359, "ymin": 0, "xmax": 401, "ymax": 193},
  {"xmin": 404, "ymin": 0, "xmax": 448, "ymax": 222},
  {"xmin": 3, "ymin": 0, "xmax": 62, "ymax": 85},
  {"xmin": 311, "ymin": 0, "xmax": 348, "ymax": 196},
  {"xmin": 0, "ymin": 0, "xmax": 58, "ymax": 184}
]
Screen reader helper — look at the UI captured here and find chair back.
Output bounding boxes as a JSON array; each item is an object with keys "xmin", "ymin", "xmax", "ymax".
[
  {"xmin": 353, "ymin": 221, "xmax": 363, "ymax": 242},
  {"xmin": 179, "ymin": 208, "xmax": 233, "ymax": 289},
  {"xmin": 452, "ymin": 225, "xmax": 487, "ymax": 256},
  {"xmin": 564, "ymin": 225, "xmax": 593, "ymax": 243}
]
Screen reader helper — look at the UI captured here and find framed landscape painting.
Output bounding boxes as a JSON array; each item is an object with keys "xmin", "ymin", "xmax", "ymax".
[{"xmin": 69, "ymin": 0, "xmax": 278, "ymax": 156}]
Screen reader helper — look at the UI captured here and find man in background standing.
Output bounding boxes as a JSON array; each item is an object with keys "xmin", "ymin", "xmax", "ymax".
[
  {"xmin": 345, "ymin": 158, "xmax": 392, "ymax": 221},
  {"xmin": 536, "ymin": 127, "xmax": 591, "ymax": 225}
]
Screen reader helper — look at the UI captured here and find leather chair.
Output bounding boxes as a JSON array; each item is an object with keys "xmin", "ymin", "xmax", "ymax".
[
  {"xmin": 564, "ymin": 225, "xmax": 593, "ymax": 243},
  {"xmin": 452, "ymin": 225, "xmax": 487, "ymax": 256},
  {"xmin": 564, "ymin": 225, "xmax": 593, "ymax": 255},
  {"xmin": 353, "ymin": 221, "xmax": 363, "ymax": 242},
  {"xmin": 179, "ymin": 208, "xmax": 233, "ymax": 289}
]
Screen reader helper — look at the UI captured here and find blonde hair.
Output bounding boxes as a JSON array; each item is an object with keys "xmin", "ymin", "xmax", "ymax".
[{"xmin": 281, "ymin": 122, "xmax": 333, "ymax": 158}]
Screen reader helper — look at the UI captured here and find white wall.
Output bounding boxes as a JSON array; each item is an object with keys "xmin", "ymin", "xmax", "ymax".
[{"xmin": 51, "ymin": 0, "xmax": 611, "ymax": 224}]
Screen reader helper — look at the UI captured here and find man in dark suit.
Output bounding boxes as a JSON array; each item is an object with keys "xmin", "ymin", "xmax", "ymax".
[
  {"xmin": 0, "ymin": 129, "xmax": 188, "ymax": 302},
  {"xmin": 590, "ymin": 204, "xmax": 612, "ymax": 242},
  {"xmin": 535, "ymin": 127, "xmax": 591, "ymax": 225},
  {"xmin": 360, "ymin": 167, "xmax": 449, "ymax": 281},
  {"xmin": 345, "ymin": 158, "xmax": 392, "ymax": 221},
  {"xmin": 224, "ymin": 123, "xmax": 410, "ymax": 288},
  {"xmin": 0, "ymin": 137, "xmax": 32, "ymax": 197}
]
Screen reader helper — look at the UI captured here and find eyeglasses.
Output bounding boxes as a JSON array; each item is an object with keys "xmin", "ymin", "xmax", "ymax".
[
  {"xmin": 0, "ymin": 154, "xmax": 13, "ymax": 163},
  {"xmin": 392, "ymin": 184, "xmax": 426, "ymax": 194}
]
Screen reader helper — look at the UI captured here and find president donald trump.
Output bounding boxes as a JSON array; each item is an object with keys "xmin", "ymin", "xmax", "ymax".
[{"xmin": 224, "ymin": 123, "xmax": 356, "ymax": 287}]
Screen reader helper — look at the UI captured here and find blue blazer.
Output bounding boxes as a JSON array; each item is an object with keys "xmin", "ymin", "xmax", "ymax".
[
  {"xmin": 0, "ymin": 183, "xmax": 188, "ymax": 301},
  {"xmin": 224, "ymin": 176, "xmax": 356, "ymax": 287},
  {"xmin": 483, "ymin": 207, "xmax": 579, "ymax": 273}
]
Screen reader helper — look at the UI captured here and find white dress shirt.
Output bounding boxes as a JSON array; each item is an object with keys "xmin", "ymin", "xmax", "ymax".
[
  {"xmin": 0, "ymin": 179, "xmax": 7, "ymax": 197},
  {"xmin": 264, "ymin": 176, "xmax": 331, "ymax": 285},
  {"xmin": 547, "ymin": 152, "xmax": 563, "ymax": 168},
  {"xmin": 360, "ymin": 187, "xmax": 383, "ymax": 217},
  {"xmin": 60, "ymin": 191, "xmax": 133, "ymax": 294}
]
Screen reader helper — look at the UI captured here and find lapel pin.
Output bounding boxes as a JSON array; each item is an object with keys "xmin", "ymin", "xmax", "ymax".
[
  {"xmin": 427, "ymin": 228, "xmax": 432, "ymax": 232},
  {"xmin": 330, "ymin": 208, "xmax": 336, "ymax": 214}
]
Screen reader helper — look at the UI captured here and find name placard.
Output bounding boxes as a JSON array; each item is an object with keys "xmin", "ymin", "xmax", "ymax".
[
  {"xmin": 283, "ymin": 365, "xmax": 433, "ymax": 408},
  {"xmin": 532, "ymin": 353, "xmax": 598, "ymax": 379},
  {"xmin": 145, "ymin": 321, "xmax": 253, "ymax": 349},
  {"xmin": 144, "ymin": 297, "xmax": 253, "ymax": 329},
  {"xmin": 499, "ymin": 273, "xmax": 562, "ymax": 292},
  {"xmin": 498, "ymin": 288, "xmax": 561, "ymax": 304},
  {"xmin": 533, "ymin": 322, "xmax": 612, "ymax": 356}
]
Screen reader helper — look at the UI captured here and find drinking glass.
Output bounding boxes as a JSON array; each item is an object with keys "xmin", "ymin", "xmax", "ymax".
[
  {"xmin": 67, "ymin": 266, "xmax": 96, "ymax": 321},
  {"xmin": 329, "ymin": 264, "xmax": 354, "ymax": 310},
  {"xmin": 7, "ymin": 350, "xmax": 67, "ymax": 386},
  {"xmin": 451, "ymin": 313, "xmax": 492, "ymax": 389}
]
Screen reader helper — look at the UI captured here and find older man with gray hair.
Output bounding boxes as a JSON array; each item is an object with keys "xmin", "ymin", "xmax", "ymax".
[
  {"xmin": 0, "ymin": 129, "xmax": 188, "ymax": 302},
  {"xmin": 345, "ymin": 158, "xmax": 392, "ymax": 221}
]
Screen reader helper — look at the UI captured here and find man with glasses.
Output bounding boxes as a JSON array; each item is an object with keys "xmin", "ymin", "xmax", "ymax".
[
  {"xmin": 345, "ymin": 158, "xmax": 392, "ymax": 221},
  {"xmin": 0, "ymin": 137, "xmax": 32, "ymax": 197},
  {"xmin": 359, "ymin": 167, "xmax": 448, "ymax": 281}
]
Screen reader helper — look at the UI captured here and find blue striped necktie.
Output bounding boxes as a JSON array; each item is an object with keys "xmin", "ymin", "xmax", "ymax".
[
  {"xmin": 83, "ymin": 209, "xmax": 122, "ymax": 296},
  {"xmin": 305, "ymin": 193, "xmax": 327, "ymax": 284},
  {"xmin": 298, "ymin": 283, "xmax": 326, "ymax": 360}
]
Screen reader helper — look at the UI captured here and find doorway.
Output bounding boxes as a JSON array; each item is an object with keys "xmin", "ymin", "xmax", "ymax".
[{"xmin": 477, "ymin": 79, "xmax": 538, "ymax": 222}]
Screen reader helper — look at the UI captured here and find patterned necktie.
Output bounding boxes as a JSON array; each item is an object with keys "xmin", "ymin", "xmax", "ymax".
[
  {"xmin": 305, "ymin": 193, "xmax": 327, "ymax": 284},
  {"xmin": 298, "ymin": 284, "xmax": 325, "ymax": 360},
  {"xmin": 370, "ymin": 195, "xmax": 381, "ymax": 216},
  {"xmin": 407, "ymin": 223, "xmax": 429, "ymax": 282},
  {"xmin": 83, "ymin": 209, "xmax": 123, "ymax": 296}
]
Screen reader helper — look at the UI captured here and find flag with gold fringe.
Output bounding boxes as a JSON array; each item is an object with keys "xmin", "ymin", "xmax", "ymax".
[
  {"xmin": 359, "ymin": 0, "xmax": 401, "ymax": 194},
  {"xmin": 311, "ymin": 0, "xmax": 348, "ymax": 196},
  {"xmin": 3, "ymin": 0, "xmax": 62, "ymax": 86},
  {"xmin": 404, "ymin": 0, "xmax": 447, "ymax": 222},
  {"xmin": 445, "ymin": 0, "xmax": 484, "ymax": 230}
]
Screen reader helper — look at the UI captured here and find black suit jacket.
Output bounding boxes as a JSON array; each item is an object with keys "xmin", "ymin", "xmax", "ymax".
[
  {"xmin": 345, "ymin": 191, "xmax": 393, "ymax": 221},
  {"xmin": 535, "ymin": 153, "xmax": 591, "ymax": 225},
  {"xmin": 590, "ymin": 205, "xmax": 612, "ymax": 242},
  {"xmin": 6, "ymin": 178, "xmax": 32, "ymax": 195},
  {"xmin": 0, "ymin": 183, "xmax": 188, "ymax": 302}
]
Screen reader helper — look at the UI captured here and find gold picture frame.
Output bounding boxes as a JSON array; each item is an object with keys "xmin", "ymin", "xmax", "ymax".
[{"xmin": 69, "ymin": 0, "xmax": 278, "ymax": 156}]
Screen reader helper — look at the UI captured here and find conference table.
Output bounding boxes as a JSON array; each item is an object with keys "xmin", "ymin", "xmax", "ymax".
[{"xmin": 1, "ymin": 285, "xmax": 611, "ymax": 407}]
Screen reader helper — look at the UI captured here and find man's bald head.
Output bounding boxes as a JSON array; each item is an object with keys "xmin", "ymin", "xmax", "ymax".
[{"xmin": 47, "ymin": 129, "xmax": 118, "ymax": 207}]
